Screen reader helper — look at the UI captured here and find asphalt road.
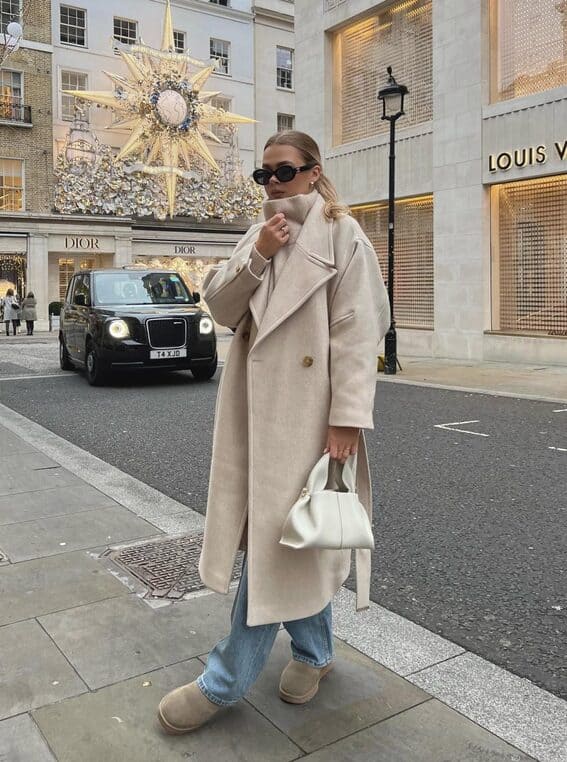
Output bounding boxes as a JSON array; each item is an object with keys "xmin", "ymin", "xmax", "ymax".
[{"xmin": 0, "ymin": 356, "xmax": 565, "ymax": 700}]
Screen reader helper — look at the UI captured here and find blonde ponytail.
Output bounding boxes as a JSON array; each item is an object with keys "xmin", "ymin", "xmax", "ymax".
[{"xmin": 264, "ymin": 130, "xmax": 351, "ymax": 220}]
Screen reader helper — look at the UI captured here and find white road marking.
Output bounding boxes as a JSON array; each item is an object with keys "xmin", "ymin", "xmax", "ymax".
[
  {"xmin": 553, "ymin": 408, "xmax": 567, "ymax": 413},
  {"xmin": 434, "ymin": 420, "xmax": 489, "ymax": 437},
  {"xmin": 548, "ymin": 446, "xmax": 567, "ymax": 453},
  {"xmin": 0, "ymin": 373, "xmax": 69, "ymax": 382}
]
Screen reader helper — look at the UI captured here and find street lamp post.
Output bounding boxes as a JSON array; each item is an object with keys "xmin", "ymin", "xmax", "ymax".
[{"xmin": 378, "ymin": 66, "xmax": 408, "ymax": 375}]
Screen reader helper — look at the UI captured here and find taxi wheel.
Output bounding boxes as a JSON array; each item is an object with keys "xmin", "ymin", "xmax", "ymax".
[
  {"xmin": 59, "ymin": 336, "xmax": 74, "ymax": 371},
  {"xmin": 191, "ymin": 355, "xmax": 218, "ymax": 381},
  {"xmin": 85, "ymin": 341, "xmax": 108, "ymax": 386}
]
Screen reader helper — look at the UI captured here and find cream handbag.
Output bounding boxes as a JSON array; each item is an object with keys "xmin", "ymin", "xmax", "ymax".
[{"xmin": 279, "ymin": 453, "xmax": 375, "ymax": 550}]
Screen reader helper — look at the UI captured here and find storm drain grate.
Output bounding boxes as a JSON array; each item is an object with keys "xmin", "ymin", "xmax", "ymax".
[{"xmin": 107, "ymin": 532, "xmax": 242, "ymax": 599}]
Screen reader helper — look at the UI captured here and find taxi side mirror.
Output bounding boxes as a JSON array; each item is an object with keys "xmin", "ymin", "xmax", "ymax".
[{"xmin": 192, "ymin": 291, "xmax": 200, "ymax": 304}]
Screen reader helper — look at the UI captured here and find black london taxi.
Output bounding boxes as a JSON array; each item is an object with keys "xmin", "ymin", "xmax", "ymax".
[{"xmin": 59, "ymin": 268, "xmax": 217, "ymax": 385}]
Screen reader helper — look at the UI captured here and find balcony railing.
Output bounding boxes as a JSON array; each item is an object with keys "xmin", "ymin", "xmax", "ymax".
[{"xmin": 0, "ymin": 98, "xmax": 32, "ymax": 124}]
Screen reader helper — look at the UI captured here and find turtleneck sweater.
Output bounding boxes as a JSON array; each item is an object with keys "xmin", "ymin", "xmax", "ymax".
[{"xmin": 249, "ymin": 190, "xmax": 319, "ymax": 287}]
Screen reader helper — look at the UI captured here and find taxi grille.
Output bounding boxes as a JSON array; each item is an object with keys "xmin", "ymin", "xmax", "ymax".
[{"xmin": 146, "ymin": 318, "xmax": 187, "ymax": 348}]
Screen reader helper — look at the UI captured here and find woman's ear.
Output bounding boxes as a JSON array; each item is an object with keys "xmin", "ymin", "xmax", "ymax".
[{"xmin": 310, "ymin": 164, "xmax": 322, "ymax": 184}]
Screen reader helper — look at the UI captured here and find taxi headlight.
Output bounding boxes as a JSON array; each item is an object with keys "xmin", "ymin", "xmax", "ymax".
[
  {"xmin": 199, "ymin": 317, "xmax": 214, "ymax": 335},
  {"xmin": 108, "ymin": 319, "xmax": 130, "ymax": 339}
]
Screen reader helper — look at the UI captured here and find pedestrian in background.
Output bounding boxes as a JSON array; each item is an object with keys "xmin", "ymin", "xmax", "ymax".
[
  {"xmin": 21, "ymin": 292, "xmax": 38, "ymax": 336},
  {"xmin": 1, "ymin": 288, "xmax": 20, "ymax": 336},
  {"xmin": 158, "ymin": 130, "xmax": 390, "ymax": 734}
]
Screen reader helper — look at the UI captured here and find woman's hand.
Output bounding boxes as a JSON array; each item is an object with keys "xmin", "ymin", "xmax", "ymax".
[
  {"xmin": 324, "ymin": 426, "xmax": 360, "ymax": 463},
  {"xmin": 255, "ymin": 213, "xmax": 290, "ymax": 259}
]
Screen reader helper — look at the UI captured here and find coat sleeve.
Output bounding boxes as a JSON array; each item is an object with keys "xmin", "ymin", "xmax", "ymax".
[
  {"xmin": 328, "ymin": 238, "xmax": 390, "ymax": 430},
  {"xmin": 202, "ymin": 223, "xmax": 266, "ymax": 328}
]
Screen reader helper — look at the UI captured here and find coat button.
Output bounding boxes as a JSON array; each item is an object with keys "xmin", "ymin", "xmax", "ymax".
[
  {"xmin": 235, "ymin": 264, "xmax": 242, "ymax": 274},
  {"xmin": 302, "ymin": 356, "xmax": 314, "ymax": 367}
]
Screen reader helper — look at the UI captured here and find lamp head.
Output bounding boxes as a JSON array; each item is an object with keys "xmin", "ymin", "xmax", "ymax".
[{"xmin": 377, "ymin": 66, "xmax": 408, "ymax": 121}]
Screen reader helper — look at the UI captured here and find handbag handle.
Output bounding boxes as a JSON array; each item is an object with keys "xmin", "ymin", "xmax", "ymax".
[{"xmin": 305, "ymin": 452, "xmax": 357, "ymax": 494}]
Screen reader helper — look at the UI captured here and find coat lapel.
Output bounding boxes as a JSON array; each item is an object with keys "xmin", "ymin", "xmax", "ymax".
[{"xmin": 250, "ymin": 194, "xmax": 336, "ymax": 352}]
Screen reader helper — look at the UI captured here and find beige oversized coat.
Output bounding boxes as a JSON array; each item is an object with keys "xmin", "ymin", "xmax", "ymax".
[{"xmin": 199, "ymin": 192, "xmax": 390, "ymax": 626}]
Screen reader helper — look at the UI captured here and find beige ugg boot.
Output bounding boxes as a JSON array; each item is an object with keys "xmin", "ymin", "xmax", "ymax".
[
  {"xmin": 158, "ymin": 680, "xmax": 221, "ymax": 734},
  {"xmin": 278, "ymin": 660, "xmax": 334, "ymax": 704}
]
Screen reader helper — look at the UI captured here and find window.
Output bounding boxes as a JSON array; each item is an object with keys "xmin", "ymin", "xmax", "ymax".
[
  {"xmin": 173, "ymin": 30, "xmax": 185, "ymax": 53},
  {"xmin": 0, "ymin": 0, "xmax": 21, "ymax": 34},
  {"xmin": 352, "ymin": 196, "xmax": 434, "ymax": 330},
  {"xmin": 334, "ymin": 0, "xmax": 432, "ymax": 144},
  {"xmin": 210, "ymin": 95, "xmax": 232, "ymax": 141},
  {"xmin": 71, "ymin": 272, "xmax": 91, "ymax": 305},
  {"xmin": 60, "ymin": 5, "xmax": 86, "ymax": 47},
  {"xmin": 277, "ymin": 113, "xmax": 295, "ymax": 131},
  {"xmin": 61, "ymin": 70, "xmax": 88, "ymax": 121},
  {"xmin": 492, "ymin": 176, "xmax": 567, "ymax": 336},
  {"xmin": 113, "ymin": 17, "xmax": 137, "ymax": 46},
  {"xmin": 60, "ymin": 259, "xmax": 93, "ymax": 302},
  {"xmin": 0, "ymin": 158, "xmax": 23, "ymax": 211},
  {"xmin": 210, "ymin": 38, "xmax": 230, "ymax": 75},
  {"xmin": 0, "ymin": 69, "xmax": 22, "ymax": 120},
  {"xmin": 490, "ymin": 0, "xmax": 567, "ymax": 102},
  {"xmin": 209, "ymin": 0, "xmax": 229, "ymax": 5},
  {"xmin": 276, "ymin": 47, "xmax": 293, "ymax": 89}
]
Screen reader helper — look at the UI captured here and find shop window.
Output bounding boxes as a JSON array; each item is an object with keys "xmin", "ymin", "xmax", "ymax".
[
  {"xmin": 61, "ymin": 70, "xmax": 88, "ymax": 121},
  {"xmin": 1, "ymin": 0, "xmax": 20, "ymax": 34},
  {"xmin": 114, "ymin": 17, "xmax": 137, "ymax": 46},
  {"xmin": 492, "ymin": 176, "xmax": 567, "ymax": 336},
  {"xmin": 277, "ymin": 113, "xmax": 295, "ymax": 131},
  {"xmin": 0, "ymin": 157, "xmax": 23, "ymax": 211},
  {"xmin": 333, "ymin": 0, "xmax": 432, "ymax": 145},
  {"xmin": 210, "ymin": 38, "xmax": 230, "ymax": 75},
  {"xmin": 60, "ymin": 5, "xmax": 87, "ymax": 47},
  {"xmin": 0, "ymin": 253, "xmax": 25, "ymax": 297},
  {"xmin": 173, "ymin": 30, "xmax": 185, "ymax": 53},
  {"xmin": 351, "ymin": 196, "xmax": 434, "ymax": 330},
  {"xmin": 58, "ymin": 257, "xmax": 94, "ymax": 301},
  {"xmin": 209, "ymin": 0, "xmax": 229, "ymax": 5},
  {"xmin": 490, "ymin": 0, "xmax": 567, "ymax": 102},
  {"xmin": 276, "ymin": 47, "xmax": 293, "ymax": 89}
]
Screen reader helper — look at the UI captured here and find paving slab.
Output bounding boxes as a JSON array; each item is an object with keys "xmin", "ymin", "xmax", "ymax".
[
  {"xmin": 0, "ymin": 427, "xmax": 37, "ymax": 455},
  {"xmin": 241, "ymin": 632, "xmax": 429, "ymax": 753},
  {"xmin": 0, "ymin": 465, "xmax": 81, "ymax": 496},
  {"xmin": 409, "ymin": 652, "xmax": 567, "ymax": 762},
  {"xmin": 301, "ymin": 698, "xmax": 534, "ymax": 761},
  {"xmin": 0, "ymin": 483, "xmax": 118, "ymax": 525},
  {"xmin": 0, "ymin": 551, "xmax": 130, "ymax": 627},
  {"xmin": 33, "ymin": 661, "xmax": 301, "ymax": 762},
  {"xmin": 39, "ymin": 591, "xmax": 234, "ymax": 690},
  {"xmin": 0, "ymin": 451, "xmax": 58, "ymax": 469},
  {"xmin": 333, "ymin": 587, "xmax": 465, "ymax": 675},
  {"xmin": 0, "ymin": 619, "xmax": 86, "ymax": 719},
  {"xmin": 0, "ymin": 714, "xmax": 56, "ymax": 762},
  {"xmin": 0, "ymin": 505, "xmax": 159, "ymax": 562}
]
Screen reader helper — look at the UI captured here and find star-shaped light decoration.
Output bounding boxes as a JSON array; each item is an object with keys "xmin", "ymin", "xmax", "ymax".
[{"xmin": 64, "ymin": 0, "xmax": 255, "ymax": 217}]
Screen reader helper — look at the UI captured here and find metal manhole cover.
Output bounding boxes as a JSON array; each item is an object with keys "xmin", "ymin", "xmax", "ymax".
[{"xmin": 107, "ymin": 532, "xmax": 242, "ymax": 599}]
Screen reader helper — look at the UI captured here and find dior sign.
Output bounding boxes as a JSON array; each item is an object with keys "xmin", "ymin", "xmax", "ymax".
[
  {"xmin": 488, "ymin": 140, "xmax": 567, "ymax": 173},
  {"xmin": 65, "ymin": 236, "xmax": 100, "ymax": 250}
]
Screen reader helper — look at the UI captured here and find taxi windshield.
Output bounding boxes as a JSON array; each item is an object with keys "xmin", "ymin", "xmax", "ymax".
[{"xmin": 93, "ymin": 272, "xmax": 194, "ymax": 306}]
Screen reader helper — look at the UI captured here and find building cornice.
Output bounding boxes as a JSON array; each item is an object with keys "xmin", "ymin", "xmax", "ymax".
[{"xmin": 150, "ymin": 0, "xmax": 253, "ymax": 25}]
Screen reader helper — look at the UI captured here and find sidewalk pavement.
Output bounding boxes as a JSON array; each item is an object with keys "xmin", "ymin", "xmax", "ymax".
[{"xmin": 1, "ymin": 406, "xmax": 566, "ymax": 761}]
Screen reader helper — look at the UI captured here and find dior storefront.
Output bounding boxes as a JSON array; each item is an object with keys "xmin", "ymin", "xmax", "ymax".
[
  {"xmin": 0, "ymin": 216, "xmax": 244, "ymax": 329},
  {"xmin": 297, "ymin": 0, "xmax": 567, "ymax": 365}
]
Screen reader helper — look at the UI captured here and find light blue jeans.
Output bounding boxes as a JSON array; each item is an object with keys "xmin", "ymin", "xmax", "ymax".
[{"xmin": 197, "ymin": 559, "xmax": 334, "ymax": 706}]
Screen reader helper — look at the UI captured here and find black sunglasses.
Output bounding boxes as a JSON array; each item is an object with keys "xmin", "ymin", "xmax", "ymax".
[{"xmin": 252, "ymin": 163, "xmax": 317, "ymax": 186}]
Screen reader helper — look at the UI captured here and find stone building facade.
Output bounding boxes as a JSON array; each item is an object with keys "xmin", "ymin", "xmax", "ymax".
[
  {"xmin": 295, "ymin": 0, "xmax": 567, "ymax": 366},
  {"xmin": 0, "ymin": 0, "xmax": 54, "ymax": 306}
]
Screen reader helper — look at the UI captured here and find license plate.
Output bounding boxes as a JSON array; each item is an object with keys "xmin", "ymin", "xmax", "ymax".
[{"xmin": 150, "ymin": 348, "xmax": 187, "ymax": 360}]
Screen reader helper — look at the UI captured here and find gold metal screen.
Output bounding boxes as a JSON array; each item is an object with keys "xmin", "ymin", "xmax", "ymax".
[
  {"xmin": 491, "ymin": 0, "xmax": 567, "ymax": 101},
  {"xmin": 334, "ymin": 0, "xmax": 432, "ymax": 145},
  {"xmin": 352, "ymin": 196, "xmax": 433, "ymax": 329},
  {"xmin": 493, "ymin": 176, "xmax": 567, "ymax": 336}
]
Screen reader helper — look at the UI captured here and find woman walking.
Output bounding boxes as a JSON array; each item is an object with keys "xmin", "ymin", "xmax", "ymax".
[
  {"xmin": 158, "ymin": 131, "xmax": 390, "ymax": 734},
  {"xmin": 1, "ymin": 288, "xmax": 20, "ymax": 336},
  {"xmin": 21, "ymin": 292, "xmax": 38, "ymax": 336}
]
